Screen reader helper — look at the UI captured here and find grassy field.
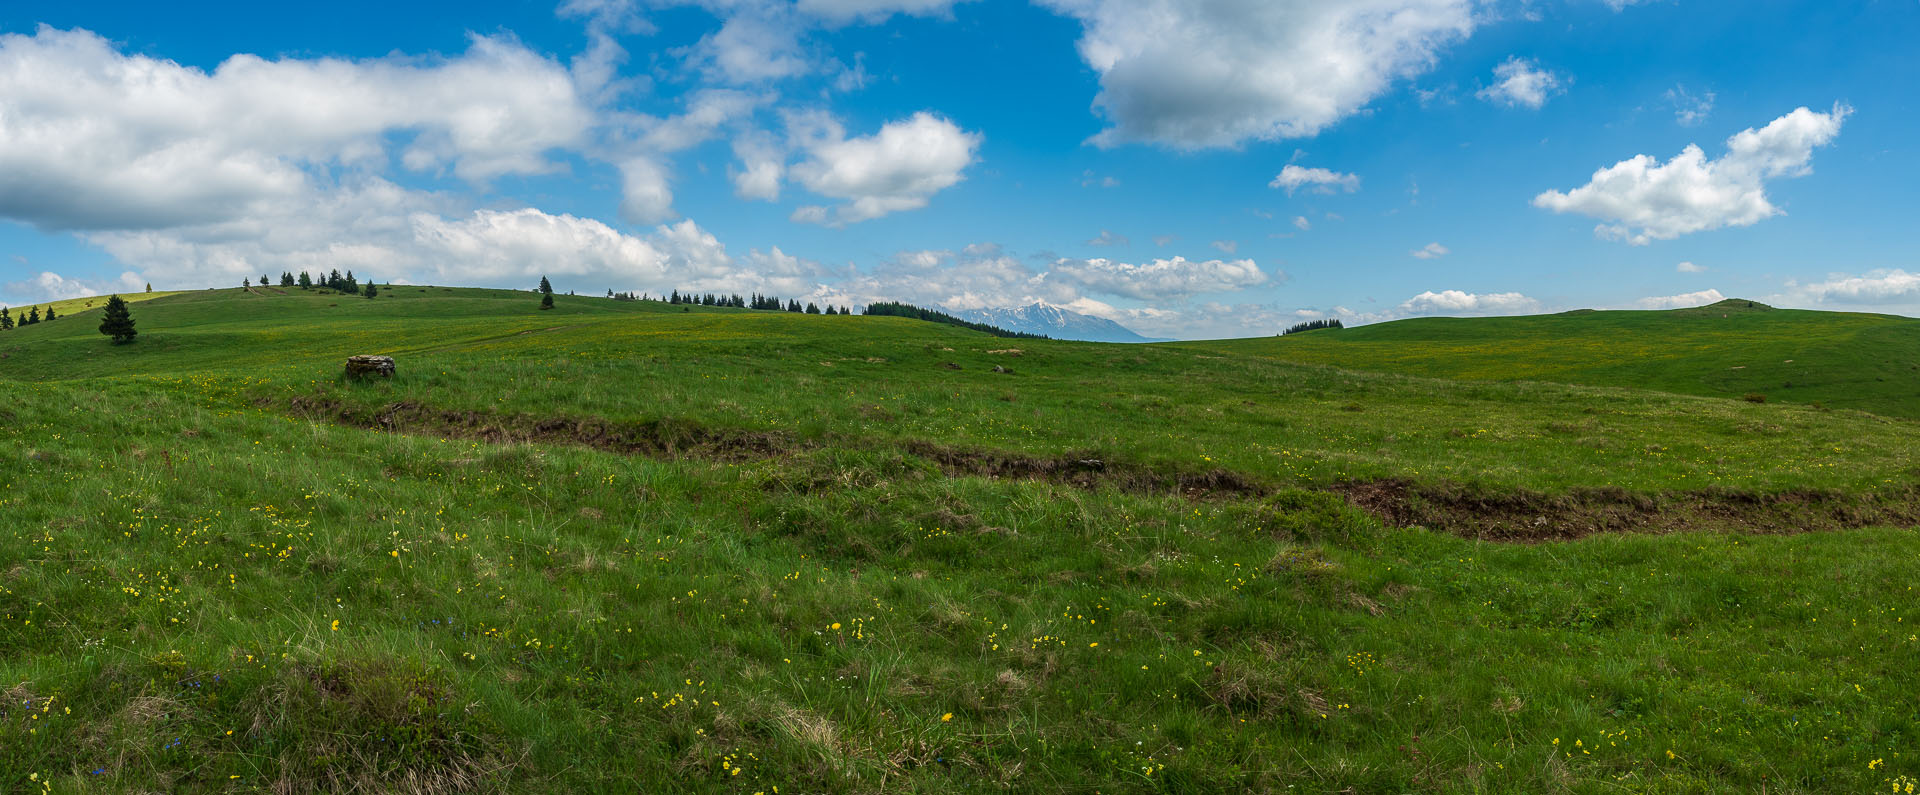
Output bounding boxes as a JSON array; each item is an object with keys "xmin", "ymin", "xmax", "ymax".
[
  {"xmin": 1202, "ymin": 299, "xmax": 1920, "ymax": 418},
  {"xmin": 3, "ymin": 287, "xmax": 1918, "ymax": 793}
]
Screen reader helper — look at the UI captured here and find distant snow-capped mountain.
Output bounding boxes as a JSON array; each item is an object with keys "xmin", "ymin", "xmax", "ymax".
[{"xmin": 956, "ymin": 303, "xmax": 1166, "ymax": 343}]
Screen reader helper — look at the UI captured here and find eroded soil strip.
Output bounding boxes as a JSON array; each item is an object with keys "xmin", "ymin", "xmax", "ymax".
[{"xmin": 284, "ymin": 396, "xmax": 1920, "ymax": 541}]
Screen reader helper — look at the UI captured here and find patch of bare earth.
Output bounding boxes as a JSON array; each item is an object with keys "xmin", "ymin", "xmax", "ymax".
[{"xmin": 283, "ymin": 396, "xmax": 1919, "ymax": 542}]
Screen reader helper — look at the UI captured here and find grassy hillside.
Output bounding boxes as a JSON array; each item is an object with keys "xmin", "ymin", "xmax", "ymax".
[
  {"xmin": 1199, "ymin": 299, "xmax": 1920, "ymax": 419},
  {"xmin": 5, "ymin": 288, "xmax": 186, "ymax": 322},
  {"xmin": 3, "ymin": 287, "xmax": 1919, "ymax": 793}
]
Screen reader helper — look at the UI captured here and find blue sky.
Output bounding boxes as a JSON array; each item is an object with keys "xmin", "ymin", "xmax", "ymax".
[{"xmin": 1, "ymin": 0, "xmax": 1915, "ymax": 339}]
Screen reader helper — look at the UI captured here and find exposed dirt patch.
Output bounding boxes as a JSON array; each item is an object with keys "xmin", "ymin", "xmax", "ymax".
[
  {"xmin": 279, "ymin": 395, "xmax": 1918, "ymax": 541},
  {"xmin": 1333, "ymin": 479, "xmax": 1920, "ymax": 541},
  {"xmin": 902, "ymin": 440, "xmax": 1263, "ymax": 498},
  {"xmin": 286, "ymin": 396, "xmax": 791, "ymax": 462}
]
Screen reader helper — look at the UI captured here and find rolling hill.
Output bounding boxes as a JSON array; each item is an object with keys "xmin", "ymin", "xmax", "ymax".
[
  {"xmin": 2, "ymin": 286, "xmax": 1917, "ymax": 792},
  {"xmin": 1197, "ymin": 299, "xmax": 1920, "ymax": 419},
  {"xmin": 3, "ymin": 287, "xmax": 184, "ymax": 323}
]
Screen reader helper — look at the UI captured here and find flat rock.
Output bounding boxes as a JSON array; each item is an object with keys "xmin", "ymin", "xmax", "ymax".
[{"xmin": 346, "ymin": 354, "xmax": 396, "ymax": 378}]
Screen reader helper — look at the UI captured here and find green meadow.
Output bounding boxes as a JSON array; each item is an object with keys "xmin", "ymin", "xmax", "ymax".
[
  {"xmin": 2, "ymin": 287, "xmax": 1917, "ymax": 793},
  {"xmin": 1215, "ymin": 299, "xmax": 1920, "ymax": 419}
]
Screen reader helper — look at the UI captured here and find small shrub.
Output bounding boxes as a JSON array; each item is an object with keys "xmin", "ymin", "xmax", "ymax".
[{"xmin": 1742, "ymin": 393, "xmax": 1767, "ymax": 403}]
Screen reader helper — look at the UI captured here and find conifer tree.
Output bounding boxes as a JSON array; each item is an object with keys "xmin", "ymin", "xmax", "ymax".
[
  {"xmin": 243, "ymin": 277, "xmax": 251, "ymax": 288},
  {"xmin": 363, "ymin": 282, "xmax": 379, "ymax": 299},
  {"xmin": 98, "ymin": 294, "xmax": 136, "ymax": 343},
  {"xmin": 44, "ymin": 306, "xmax": 56, "ymax": 321},
  {"xmin": 261, "ymin": 274, "xmax": 271, "ymax": 287},
  {"xmin": 298, "ymin": 271, "xmax": 313, "ymax": 289},
  {"xmin": 144, "ymin": 283, "xmax": 152, "ymax": 293},
  {"xmin": 0, "ymin": 307, "xmax": 12, "ymax": 330},
  {"xmin": 788, "ymin": 299, "xmax": 801, "ymax": 312},
  {"xmin": 281, "ymin": 273, "xmax": 295, "ymax": 287},
  {"xmin": 805, "ymin": 302, "xmax": 820, "ymax": 314},
  {"xmin": 540, "ymin": 292, "xmax": 555, "ymax": 310},
  {"xmin": 539, "ymin": 276, "xmax": 554, "ymax": 295},
  {"xmin": 27, "ymin": 306, "xmax": 40, "ymax": 324}
]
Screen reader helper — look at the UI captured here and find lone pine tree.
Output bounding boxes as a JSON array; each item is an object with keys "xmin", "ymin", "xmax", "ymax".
[
  {"xmin": 98, "ymin": 294, "xmax": 137, "ymax": 343},
  {"xmin": 539, "ymin": 276, "xmax": 554, "ymax": 295}
]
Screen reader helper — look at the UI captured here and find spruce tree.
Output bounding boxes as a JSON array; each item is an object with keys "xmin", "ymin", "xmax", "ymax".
[
  {"xmin": 539, "ymin": 276, "xmax": 554, "ymax": 295},
  {"xmin": 805, "ymin": 302, "xmax": 820, "ymax": 314},
  {"xmin": 1, "ymin": 307, "xmax": 12, "ymax": 330},
  {"xmin": 144, "ymin": 283, "xmax": 152, "ymax": 293},
  {"xmin": 540, "ymin": 293, "xmax": 555, "ymax": 310},
  {"xmin": 261, "ymin": 274, "xmax": 270, "ymax": 287},
  {"xmin": 281, "ymin": 272, "xmax": 294, "ymax": 287},
  {"xmin": 298, "ymin": 271, "xmax": 312, "ymax": 289},
  {"xmin": 25, "ymin": 306, "xmax": 39, "ymax": 325},
  {"xmin": 243, "ymin": 277, "xmax": 251, "ymax": 288},
  {"xmin": 363, "ymin": 282, "xmax": 379, "ymax": 299},
  {"xmin": 44, "ymin": 306, "xmax": 56, "ymax": 321},
  {"xmin": 98, "ymin": 295, "xmax": 136, "ymax": 343}
]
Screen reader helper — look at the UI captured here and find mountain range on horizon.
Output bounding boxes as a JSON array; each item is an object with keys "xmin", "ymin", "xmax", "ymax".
[{"xmin": 955, "ymin": 302, "xmax": 1168, "ymax": 343}]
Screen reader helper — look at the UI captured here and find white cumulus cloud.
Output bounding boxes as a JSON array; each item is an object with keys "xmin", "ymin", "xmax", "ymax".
[
  {"xmin": 1039, "ymin": 0, "xmax": 1474, "ymax": 149},
  {"xmin": 729, "ymin": 132, "xmax": 786, "ymax": 200},
  {"xmin": 1050, "ymin": 255, "xmax": 1267, "ymax": 301},
  {"xmin": 1269, "ymin": 165, "xmax": 1361, "ymax": 195},
  {"xmin": 1781, "ymin": 269, "xmax": 1920, "ymax": 306},
  {"xmin": 1396, "ymin": 289, "xmax": 1539, "ymax": 316},
  {"xmin": 1410, "ymin": 242, "xmax": 1449, "ymax": 259},
  {"xmin": 795, "ymin": 0, "xmax": 970, "ymax": 24},
  {"xmin": 1676, "ymin": 261, "xmax": 1706, "ymax": 273},
  {"xmin": 1, "ymin": 270, "xmax": 146, "ymax": 306},
  {"xmin": 0, "ymin": 26, "xmax": 593, "ymax": 232},
  {"xmin": 1533, "ymin": 104, "xmax": 1851, "ymax": 244},
  {"xmin": 789, "ymin": 111, "xmax": 981, "ymax": 225},
  {"xmin": 1477, "ymin": 56, "xmax": 1564, "ymax": 109},
  {"xmin": 833, "ymin": 247, "xmax": 1068, "ymax": 311},
  {"xmin": 1635, "ymin": 288, "xmax": 1724, "ymax": 309}
]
